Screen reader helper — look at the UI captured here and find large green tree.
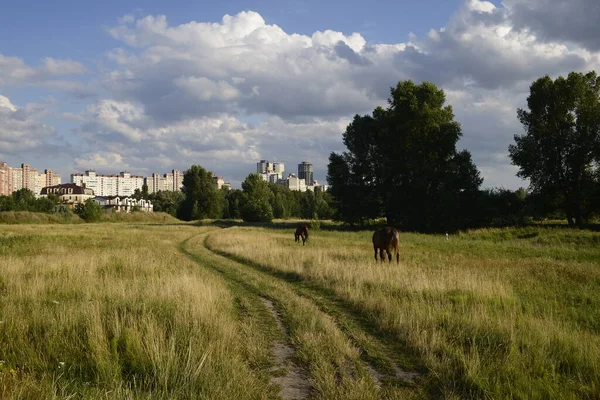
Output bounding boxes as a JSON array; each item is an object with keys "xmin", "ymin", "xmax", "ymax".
[
  {"xmin": 328, "ymin": 80, "xmax": 482, "ymax": 231},
  {"xmin": 148, "ymin": 190, "xmax": 184, "ymax": 217},
  {"xmin": 240, "ymin": 173, "xmax": 273, "ymax": 222},
  {"xmin": 178, "ymin": 165, "xmax": 223, "ymax": 221},
  {"xmin": 509, "ymin": 71, "xmax": 600, "ymax": 225}
]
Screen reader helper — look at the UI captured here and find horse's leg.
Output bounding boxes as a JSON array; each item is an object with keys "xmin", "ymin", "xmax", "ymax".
[
  {"xmin": 302, "ymin": 234, "xmax": 306, "ymax": 245},
  {"xmin": 379, "ymin": 249, "xmax": 385, "ymax": 262},
  {"xmin": 387, "ymin": 249, "xmax": 392, "ymax": 262},
  {"xmin": 373, "ymin": 246, "xmax": 378, "ymax": 261}
]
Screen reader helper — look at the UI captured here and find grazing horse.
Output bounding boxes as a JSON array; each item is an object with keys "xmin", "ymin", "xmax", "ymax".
[
  {"xmin": 294, "ymin": 224, "xmax": 309, "ymax": 245},
  {"xmin": 372, "ymin": 227, "xmax": 400, "ymax": 263}
]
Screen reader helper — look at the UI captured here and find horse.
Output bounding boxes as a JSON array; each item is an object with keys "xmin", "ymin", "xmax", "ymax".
[
  {"xmin": 294, "ymin": 224, "xmax": 309, "ymax": 245},
  {"xmin": 372, "ymin": 227, "xmax": 400, "ymax": 263}
]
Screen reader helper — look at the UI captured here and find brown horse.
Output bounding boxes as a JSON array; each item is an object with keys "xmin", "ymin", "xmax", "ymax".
[
  {"xmin": 295, "ymin": 224, "xmax": 309, "ymax": 245},
  {"xmin": 372, "ymin": 227, "xmax": 400, "ymax": 263}
]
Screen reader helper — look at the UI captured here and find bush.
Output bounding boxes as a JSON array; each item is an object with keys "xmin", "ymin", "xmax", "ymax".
[{"xmin": 75, "ymin": 199, "xmax": 104, "ymax": 222}]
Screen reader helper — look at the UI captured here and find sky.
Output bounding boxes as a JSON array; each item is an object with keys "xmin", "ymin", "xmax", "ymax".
[{"xmin": 1, "ymin": 0, "xmax": 599, "ymax": 189}]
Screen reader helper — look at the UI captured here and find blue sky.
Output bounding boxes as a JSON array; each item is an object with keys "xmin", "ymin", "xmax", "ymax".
[{"xmin": 1, "ymin": 0, "xmax": 598, "ymax": 188}]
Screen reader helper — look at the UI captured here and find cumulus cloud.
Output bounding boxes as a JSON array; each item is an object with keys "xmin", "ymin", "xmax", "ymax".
[
  {"xmin": 8, "ymin": 1, "xmax": 600, "ymax": 189},
  {"xmin": 102, "ymin": 11, "xmax": 403, "ymax": 122},
  {"xmin": 398, "ymin": 0, "xmax": 588, "ymax": 90},
  {"xmin": 0, "ymin": 53, "xmax": 94, "ymax": 98},
  {"xmin": 0, "ymin": 94, "xmax": 60, "ymax": 156},
  {"xmin": 0, "ymin": 53, "xmax": 87, "ymax": 85},
  {"xmin": 507, "ymin": 0, "xmax": 600, "ymax": 51},
  {"xmin": 78, "ymin": 4, "xmax": 600, "ymax": 187},
  {"xmin": 72, "ymin": 96, "xmax": 347, "ymax": 185}
]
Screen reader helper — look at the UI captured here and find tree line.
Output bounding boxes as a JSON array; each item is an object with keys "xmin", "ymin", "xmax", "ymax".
[
  {"xmin": 3, "ymin": 72, "xmax": 599, "ymax": 229},
  {"xmin": 168, "ymin": 165, "xmax": 335, "ymax": 222},
  {"xmin": 327, "ymin": 72, "xmax": 600, "ymax": 231}
]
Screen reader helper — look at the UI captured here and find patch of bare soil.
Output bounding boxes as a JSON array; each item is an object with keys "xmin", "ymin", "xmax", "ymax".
[{"xmin": 261, "ymin": 297, "xmax": 311, "ymax": 400}]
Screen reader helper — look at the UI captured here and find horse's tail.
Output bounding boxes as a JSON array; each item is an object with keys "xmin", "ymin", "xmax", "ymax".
[{"xmin": 392, "ymin": 229, "xmax": 400, "ymax": 263}]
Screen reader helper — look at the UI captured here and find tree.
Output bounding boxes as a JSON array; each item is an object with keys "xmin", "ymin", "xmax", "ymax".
[
  {"xmin": 132, "ymin": 189, "xmax": 143, "ymax": 201},
  {"xmin": 75, "ymin": 198, "xmax": 104, "ymax": 222},
  {"xmin": 141, "ymin": 183, "xmax": 149, "ymax": 199},
  {"xmin": 178, "ymin": 165, "xmax": 223, "ymax": 221},
  {"xmin": 240, "ymin": 173, "xmax": 273, "ymax": 222},
  {"xmin": 12, "ymin": 189, "xmax": 37, "ymax": 211},
  {"xmin": 223, "ymin": 189, "xmax": 244, "ymax": 219},
  {"xmin": 148, "ymin": 190, "xmax": 184, "ymax": 217},
  {"xmin": 509, "ymin": 71, "xmax": 600, "ymax": 225},
  {"xmin": 328, "ymin": 80, "xmax": 482, "ymax": 231}
]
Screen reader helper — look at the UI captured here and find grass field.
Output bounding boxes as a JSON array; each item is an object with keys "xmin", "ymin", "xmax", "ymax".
[{"xmin": 1, "ymin": 217, "xmax": 599, "ymax": 399}]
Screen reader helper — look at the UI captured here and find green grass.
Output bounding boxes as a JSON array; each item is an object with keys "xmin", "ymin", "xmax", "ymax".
[
  {"xmin": 1, "ymin": 221, "xmax": 599, "ymax": 399},
  {"xmin": 206, "ymin": 224, "xmax": 600, "ymax": 399}
]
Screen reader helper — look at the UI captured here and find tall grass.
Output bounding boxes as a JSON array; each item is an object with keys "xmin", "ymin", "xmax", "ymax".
[
  {"xmin": 0, "ymin": 224, "xmax": 273, "ymax": 399},
  {"xmin": 0, "ymin": 211, "xmax": 179, "ymax": 225},
  {"xmin": 0, "ymin": 211, "xmax": 82, "ymax": 224},
  {"xmin": 206, "ymin": 225, "xmax": 600, "ymax": 399}
]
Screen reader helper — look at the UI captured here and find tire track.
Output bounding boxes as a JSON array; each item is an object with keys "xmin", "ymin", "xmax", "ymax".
[
  {"xmin": 179, "ymin": 233, "xmax": 312, "ymax": 400},
  {"xmin": 261, "ymin": 297, "xmax": 311, "ymax": 400},
  {"xmin": 180, "ymin": 231, "xmax": 426, "ymax": 399},
  {"xmin": 199, "ymin": 230, "xmax": 427, "ymax": 391}
]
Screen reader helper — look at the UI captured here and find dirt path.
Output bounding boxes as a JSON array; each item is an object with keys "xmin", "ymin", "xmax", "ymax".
[
  {"xmin": 179, "ymin": 231, "xmax": 425, "ymax": 399},
  {"xmin": 261, "ymin": 297, "xmax": 311, "ymax": 400}
]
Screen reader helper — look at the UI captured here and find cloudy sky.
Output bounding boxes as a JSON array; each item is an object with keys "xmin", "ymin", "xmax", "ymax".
[{"xmin": 1, "ymin": 0, "xmax": 599, "ymax": 189}]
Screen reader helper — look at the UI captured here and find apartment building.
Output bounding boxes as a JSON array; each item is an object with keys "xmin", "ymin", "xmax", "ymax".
[
  {"xmin": 0, "ymin": 162, "xmax": 61, "ymax": 196},
  {"xmin": 71, "ymin": 170, "xmax": 145, "ymax": 197},
  {"xmin": 145, "ymin": 169, "xmax": 184, "ymax": 194},
  {"xmin": 298, "ymin": 161, "xmax": 314, "ymax": 186}
]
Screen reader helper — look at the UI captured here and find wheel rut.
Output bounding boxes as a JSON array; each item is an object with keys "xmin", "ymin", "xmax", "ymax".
[
  {"xmin": 180, "ymin": 230, "xmax": 426, "ymax": 399},
  {"xmin": 179, "ymin": 232, "xmax": 312, "ymax": 400},
  {"xmin": 261, "ymin": 297, "xmax": 311, "ymax": 400}
]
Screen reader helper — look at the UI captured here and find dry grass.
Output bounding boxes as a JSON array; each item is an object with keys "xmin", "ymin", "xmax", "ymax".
[
  {"xmin": 206, "ymin": 225, "xmax": 600, "ymax": 399},
  {"xmin": 0, "ymin": 223, "xmax": 272, "ymax": 399},
  {"xmin": 3, "ymin": 221, "xmax": 598, "ymax": 399}
]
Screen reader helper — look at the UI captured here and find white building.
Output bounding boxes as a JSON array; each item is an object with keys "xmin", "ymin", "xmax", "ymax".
[
  {"xmin": 72, "ymin": 170, "xmax": 145, "ymax": 197},
  {"xmin": 286, "ymin": 173, "xmax": 307, "ymax": 192},
  {"xmin": 145, "ymin": 170, "xmax": 184, "ymax": 194},
  {"xmin": 94, "ymin": 196, "xmax": 153, "ymax": 212}
]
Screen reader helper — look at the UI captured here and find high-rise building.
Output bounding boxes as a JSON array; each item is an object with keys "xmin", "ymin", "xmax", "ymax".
[
  {"xmin": 272, "ymin": 162, "xmax": 285, "ymax": 175},
  {"xmin": 71, "ymin": 170, "xmax": 144, "ymax": 197},
  {"xmin": 297, "ymin": 161, "xmax": 313, "ymax": 186},
  {"xmin": 0, "ymin": 162, "xmax": 61, "ymax": 196},
  {"xmin": 257, "ymin": 160, "xmax": 273, "ymax": 174}
]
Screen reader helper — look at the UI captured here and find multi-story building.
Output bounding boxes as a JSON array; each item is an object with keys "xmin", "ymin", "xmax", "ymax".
[
  {"xmin": 71, "ymin": 170, "xmax": 145, "ymax": 197},
  {"xmin": 257, "ymin": 160, "xmax": 285, "ymax": 183},
  {"xmin": 286, "ymin": 173, "xmax": 307, "ymax": 192},
  {"xmin": 0, "ymin": 162, "xmax": 12, "ymax": 196},
  {"xmin": 0, "ymin": 162, "xmax": 61, "ymax": 196},
  {"xmin": 145, "ymin": 170, "xmax": 185, "ymax": 194},
  {"xmin": 36, "ymin": 169, "xmax": 61, "ymax": 195},
  {"xmin": 257, "ymin": 160, "xmax": 273, "ymax": 174},
  {"xmin": 273, "ymin": 162, "xmax": 285, "ymax": 176},
  {"xmin": 298, "ymin": 161, "xmax": 314, "ymax": 186},
  {"xmin": 40, "ymin": 183, "xmax": 95, "ymax": 207}
]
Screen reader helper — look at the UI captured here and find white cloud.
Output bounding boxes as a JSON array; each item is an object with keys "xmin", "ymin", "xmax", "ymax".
[
  {"xmin": 7, "ymin": 2, "xmax": 600, "ymax": 189},
  {"xmin": 94, "ymin": 7, "xmax": 598, "ymax": 188},
  {"xmin": 0, "ymin": 94, "xmax": 59, "ymax": 156},
  {"xmin": 0, "ymin": 53, "xmax": 87, "ymax": 86}
]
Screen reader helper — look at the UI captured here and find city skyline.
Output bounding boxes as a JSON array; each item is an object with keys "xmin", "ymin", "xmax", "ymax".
[
  {"xmin": 2, "ymin": 0, "xmax": 598, "ymax": 190},
  {"xmin": 0, "ymin": 158, "xmax": 326, "ymax": 196}
]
